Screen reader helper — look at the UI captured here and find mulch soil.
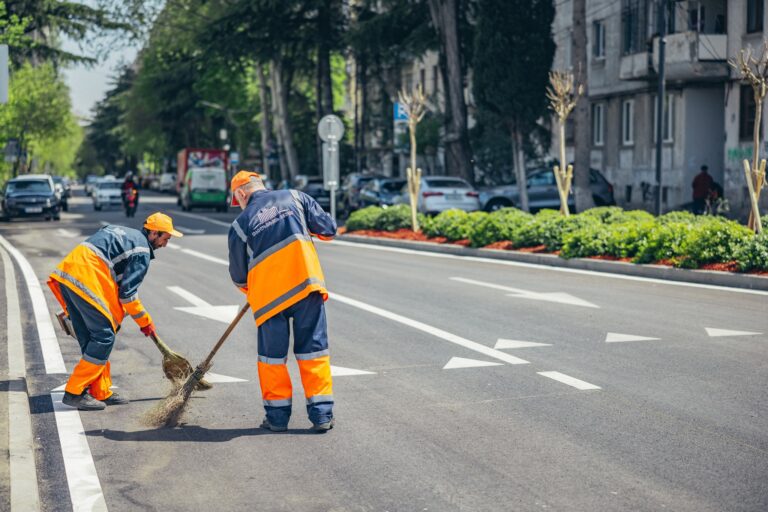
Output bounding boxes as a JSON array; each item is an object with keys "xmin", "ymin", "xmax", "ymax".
[{"xmin": 344, "ymin": 229, "xmax": 766, "ymax": 276}]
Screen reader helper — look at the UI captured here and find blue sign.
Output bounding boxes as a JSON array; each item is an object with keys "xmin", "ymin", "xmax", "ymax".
[{"xmin": 393, "ymin": 102, "xmax": 408, "ymax": 121}]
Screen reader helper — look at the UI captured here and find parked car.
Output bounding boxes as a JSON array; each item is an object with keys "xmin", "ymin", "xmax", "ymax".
[
  {"xmin": 358, "ymin": 177, "xmax": 408, "ymax": 207},
  {"xmin": 52, "ymin": 176, "xmax": 71, "ymax": 211},
  {"xmin": 92, "ymin": 179, "xmax": 124, "ymax": 211},
  {"xmin": 0, "ymin": 174, "xmax": 61, "ymax": 221},
  {"xmin": 180, "ymin": 167, "xmax": 228, "ymax": 212},
  {"xmin": 340, "ymin": 173, "xmax": 384, "ymax": 213},
  {"xmin": 396, "ymin": 176, "xmax": 480, "ymax": 215},
  {"xmin": 479, "ymin": 167, "xmax": 615, "ymax": 213},
  {"xmin": 158, "ymin": 173, "xmax": 177, "ymax": 194},
  {"xmin": 297, "ymin": 177, "xmax": 342, "ymax": 212},
  {"xmin": 84, "ymin": 175, "xmax": 100, "ymax": 196}
]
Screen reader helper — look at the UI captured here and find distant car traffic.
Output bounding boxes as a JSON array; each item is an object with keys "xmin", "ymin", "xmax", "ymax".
[
  {"xmin": 478, "ymin": 167, "xmax": 616, "ymax": 212},
  {"xmin": 0, "ymin": 174, "xmax": 61, "ymax": 221},
  {"xmin": 179, "ymin": 167, "xmax": 228, "ymax": 212},
  {"xmin": 92, "ymin": 179, "xmax": 124, "ymax": 211},
  {"xmin": 396, "ymin": 176, "xmax": 480, "ymax": 215},
  {"xmin": 340, "ymin": 173, "xmax": 384, "ymax": 213},
  {"xmin": 84, "ymin": 175, "xmax": 100, "ymax": 196},
  {"xmin": 158, "ymin": 173, "xmax": 177, "ymax": 194},
  {"xmin": 52, "ymin": 176, "xmax": 71, "ymax": 211},
  {"xmin": 297, "ymin": 177, "xmax": 341, "ymax": 212},
  {"xmin": 358, "ymin": 177, "xmax": 407, "ymax": 207}
]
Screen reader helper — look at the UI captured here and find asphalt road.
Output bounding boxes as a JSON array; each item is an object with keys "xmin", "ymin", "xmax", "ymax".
[{"xmin": 1, "ymin": 187, "xmax": 766, "ymax": 512}]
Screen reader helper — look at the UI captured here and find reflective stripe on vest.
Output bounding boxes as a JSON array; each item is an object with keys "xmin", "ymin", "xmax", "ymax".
[
  {"xmin": 252, "ymin": 277, "xmax": 325, "ymax": 323},
  {"xmin": 51, "ymin": 268, "xmax": 117, "ymax": 327}
]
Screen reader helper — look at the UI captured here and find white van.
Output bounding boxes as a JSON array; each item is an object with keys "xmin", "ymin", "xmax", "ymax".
[{"xmin": 180, "ymin": 167, "xmax": 228, "ymax": 212}]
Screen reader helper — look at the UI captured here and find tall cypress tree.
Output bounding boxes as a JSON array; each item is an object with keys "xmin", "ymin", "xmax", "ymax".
[{"xmin": 473, "ymin": 0, "xmax": 555, "ymax": 211}]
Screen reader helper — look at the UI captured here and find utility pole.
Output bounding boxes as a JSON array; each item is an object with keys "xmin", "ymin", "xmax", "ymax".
[{"xmin": 654, "ymin": 0, "xmax": 668, "ymax": 216}]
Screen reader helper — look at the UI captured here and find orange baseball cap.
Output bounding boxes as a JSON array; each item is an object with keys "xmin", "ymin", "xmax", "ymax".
[
  {"xmin": 230, "ymin": 171, "xmax": 261, "ymax": 206},
  {"xmin": 144, "ymin": 212, "xmax": 183, "ymax": 237}
]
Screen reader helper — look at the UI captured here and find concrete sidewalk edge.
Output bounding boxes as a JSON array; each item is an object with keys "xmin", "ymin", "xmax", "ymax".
[{"xmin": 339, "ymin": 234, "xmax": 768, "ymax": 292}]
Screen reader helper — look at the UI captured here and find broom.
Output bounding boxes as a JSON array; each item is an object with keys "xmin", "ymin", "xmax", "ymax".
[
  {"xmin": 149, "ymin": 333, "xmax": 212, "ymax": 390},
  {"xmin": 143, "ymin": 302, "xmax": 250, "ymax": 428}
]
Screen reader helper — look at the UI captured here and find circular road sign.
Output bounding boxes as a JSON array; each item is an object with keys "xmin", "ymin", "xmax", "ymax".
[{"xmin": 318, "ymin": 115, "xmax": 344, "ymax": 142}]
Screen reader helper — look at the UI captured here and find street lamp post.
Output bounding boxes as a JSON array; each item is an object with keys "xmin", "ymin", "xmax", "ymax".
[{"xmin": 654, "ymin": 0, "xmax": 668, "ymax": 216}]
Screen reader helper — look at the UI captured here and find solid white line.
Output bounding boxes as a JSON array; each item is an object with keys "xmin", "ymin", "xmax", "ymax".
[
  {"xmin": 172, "ymin": 210, "xmax": 233, "ymax": 227},
  {"xmin": 167, "ymin": 243, "xmax": 229, "ymax": 265},
  {"xmin": 175, "ymin": 225, "xmax": 206, "ymax": 234},
  {"xmin": 330, "ymin": 293, "xmax": 529, "ymax": 365},
  {"xmin": 330, "ymin": 239, "xmax": 768, "ymax": 296},
  {"xmin": 167, "ymin": 285, "xmax": 211, "ymax": 307},
  {"xmin": 0, "ymin": 234, "xmax": 67, "ymax": 373},
  {"xmin": 3, "ymin": 247, "xmax": 41, "ymax": 511},
  {"xmin": 51, "ymin": 392, "xmax": 108, "ymax": 512},
  {"xmin": 537, "ymin": 371, "xmax": 601, "ymax": 390}
]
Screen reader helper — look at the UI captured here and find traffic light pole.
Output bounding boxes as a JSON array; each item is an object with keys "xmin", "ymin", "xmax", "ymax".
[{"xmin": 654, "ymin": 0, "xmax": 667, "ymax": 216}]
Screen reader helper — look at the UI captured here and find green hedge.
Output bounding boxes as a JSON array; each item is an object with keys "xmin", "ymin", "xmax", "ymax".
[{"xmin": 344, "ymin": 205, "xmax": 768, "ymax": 271}]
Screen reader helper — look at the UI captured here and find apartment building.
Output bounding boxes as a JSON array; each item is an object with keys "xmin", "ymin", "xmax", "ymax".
[{"xmin": 552, "ymin": 0, "xmax": 766, "ymax": 216}]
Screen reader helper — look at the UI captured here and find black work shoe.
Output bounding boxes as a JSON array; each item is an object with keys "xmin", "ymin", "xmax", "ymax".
[
  {"xmin": 62, "ymin": 391, "xmax": 106, "ymax": 411},
  {"xmin": 310, "ymin": 418, "xmax": 335, "ymax": 432},
  {"xmin": 103, "ymin": 392, "xmax": 129, "ymax": 406},
  {"xmin": 259, "ymin": 418, "xmax": 288, "ymax": 432}
]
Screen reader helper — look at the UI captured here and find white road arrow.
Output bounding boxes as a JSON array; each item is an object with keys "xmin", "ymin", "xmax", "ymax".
[
  {"xmin": 605, "ymin": 332, "xmax": 660, "ymax": 343},
  {"xmin": 443, "ymin": 357, "xmax": 503, "ymax": 369},
  {"xmin": 331, "ymin": 365, "xmax": 376, "ymax": 376},
  {"xmin": 705, "ymin": 328, "xmax": 762, "ymax": 337},
  {"xmin": 167, "ymin": 286, "xmax": 240, "ymax": 324},
  {"xmin": 494, "ymin": 339, "xmax": 552, "ymax": 349},
  {"xmin": 450, "ymin": 277, "xmax": 599, "ymax": 309}
]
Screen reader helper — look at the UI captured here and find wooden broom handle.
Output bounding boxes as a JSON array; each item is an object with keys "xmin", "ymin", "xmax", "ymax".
[{"xmin": 199, "ymin": 303, "xmax": 250, "ymax": 369}]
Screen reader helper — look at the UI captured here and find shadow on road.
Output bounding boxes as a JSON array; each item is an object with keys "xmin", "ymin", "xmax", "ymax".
[{"xmin": 84, "ymin": 424, "xmax": 322, "ymax": 442}]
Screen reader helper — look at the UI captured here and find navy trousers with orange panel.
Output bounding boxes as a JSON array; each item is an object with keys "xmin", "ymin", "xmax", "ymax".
[
  {"xmin": 257, "ymin": 292, "xmax": 333, "ymax": 427},
  {"xmin": 61, "ymin": 286, "xmax": 116, "ymax": 401}
]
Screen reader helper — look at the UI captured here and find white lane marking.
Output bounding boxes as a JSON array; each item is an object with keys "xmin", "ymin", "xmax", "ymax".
[
  {"xmin": 3, "ymin": 246, "xmax": 41, "ymax": 511},
  {"xmin": 0, "ymin": 234, "xmax": 66, "ymax": 373},
  {"xmin": 176, "ymin": 225, "xmax": 206, "ymax": 234},
  {"xmin": 167, "ymin": 285, "xmax": 211, "ymax": 307},
  {"xmin": 450, "ymin": 276, "xmax": 599, "ymax": 308},
  {"xmin": 204, "ymin": 372, "xmax": 247, "ymax": 383},
  {"xmin": 167, "ymin": 243, "xmax": 229, "ymax": 265},
  {"xmin": 99, "ymin": 221, "xmax": 109, "ymax": 227},
  {"xmin": 605, "ymin": 332, "xmax": 660, "ymax": 343},
  {"xmin": 331, "ymin": 365, "xmax": 376, "ymax": 376},
  {"xmin": 537, "ymin": 371, "xmax": 601, "ymax": 390},
  {"xmin": 56, "ymin": 228, "xmax": 79, "ymax": 238},
  {"xmin": 495, "ymin": 339, "xmax": 552, "ymax": 349},
  {"xmin": 330, "ymin": 293, "xmax": 529, "ymax": 365},
  {"xmin": 172, "ymin": 210, "xmax": 232, "ymax": 227},
  {"xmin": 443, "ymin": 357, "xmax": 503, "ymax": 369},
  {"xmin": 51, "ymin": 392, "xmax": 108, "ymax": 512},
  {"xmin": 330, "ymin": 240, "xmax": 768, "ymax": 296},
  {"xmin": 705, "ymin": 327, "xmax": 762, "ymax": 337}
]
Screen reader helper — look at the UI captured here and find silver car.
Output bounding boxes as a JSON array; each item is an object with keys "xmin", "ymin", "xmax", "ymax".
[{"xmin": 397, "ymin": 176, "xmax": 480, "ymax": 214}]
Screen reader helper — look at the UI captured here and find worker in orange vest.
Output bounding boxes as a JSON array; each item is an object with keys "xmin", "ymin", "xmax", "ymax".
[
  {"xmin": 48, "ymin": 212, "xmax": 183, "ymax": 410},
  {"xmin": 228, "ymin": 171, "xmax": 337, "ymax": 432}
]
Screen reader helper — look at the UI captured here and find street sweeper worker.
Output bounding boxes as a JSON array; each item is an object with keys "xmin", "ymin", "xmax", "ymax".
[
  {"xmin": 228, "ymin": 171, "xmax": 337, "ymax": 432},
  {"xmin": 47, "ymin": 212, "xmax": 183, "ymax": 410}
]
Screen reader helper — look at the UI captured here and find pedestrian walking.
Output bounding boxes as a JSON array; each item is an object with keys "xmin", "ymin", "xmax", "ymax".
[
  {"xmin": 227, "ymin": 171, "xmax": 337, "ymax": 432},
  {"xmin": 48, "ymin": 212, "xmax": 183, "ymax": 410},
  {"xmin": 691, "ymin": 165, "xmax": 714, "ymax": 214}
]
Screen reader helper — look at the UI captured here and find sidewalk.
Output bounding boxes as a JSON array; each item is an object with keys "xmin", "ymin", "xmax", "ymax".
[{"xmin": 339, "ymin": 234, "xmax": 768, "ymax": 292}]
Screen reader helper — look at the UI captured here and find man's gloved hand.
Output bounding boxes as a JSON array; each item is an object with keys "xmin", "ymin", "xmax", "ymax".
[{"xmin": 140, "ymin": 323, "xmax": 156, "ymax": 338}]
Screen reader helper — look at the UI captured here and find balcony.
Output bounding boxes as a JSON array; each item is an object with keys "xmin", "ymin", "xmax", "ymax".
[{"xmin": 651, "ymin": 31, "xmax": 729, "ymax": 81}]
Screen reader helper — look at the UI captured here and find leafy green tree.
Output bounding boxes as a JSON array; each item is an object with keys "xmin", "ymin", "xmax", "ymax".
[{"xmin": 473, "ymin": 0, "xmax": 555, "ymax": 211}]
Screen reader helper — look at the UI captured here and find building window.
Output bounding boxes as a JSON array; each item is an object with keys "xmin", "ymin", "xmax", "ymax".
[
  {"xmin": 653, "ymin": 94, "xmax": 674, "ymax": 143},
  {"xmin": 747, "ymin": 0, "xmax": 764, "ymax": 33},
  {"xmin": 592, "ymin": 103, "xmax": 604, "ymax": 146},
  {"xmin": 621, "ymin": 0, "xmax": 648, "ymax": 55},
  {"xmin": 419, "ymin": 68, "xmax": 426, "ymax": 90},
  {"xmin": 622, "ymin": 99, "xmax": 634, "ymax": 145},
  {"xmin": 593, "ymin": 20, "xmax": 606, "ymax": 59},
  {"xmin": 740, "ymin": 85, "xmax": 758, "ymax": 141},
  {"xmin": 432, "ymin": 65, "xmax": 439, "ymax": 95}
]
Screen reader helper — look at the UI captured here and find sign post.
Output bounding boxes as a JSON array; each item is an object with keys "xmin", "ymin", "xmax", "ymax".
[{"xmin": 317, "ymin": 115, "xmax": 344, "ymax": 222}]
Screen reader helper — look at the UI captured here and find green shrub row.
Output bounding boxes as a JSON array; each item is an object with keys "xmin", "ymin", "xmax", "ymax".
[{"xmin": 344, "ymin": 206, "xmax": 768, "ymax": 271}]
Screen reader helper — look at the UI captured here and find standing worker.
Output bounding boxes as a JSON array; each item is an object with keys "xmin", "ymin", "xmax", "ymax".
[
  {"xmin": 48, "ymin": 213, "xmax": 183, "ymax": 410},
  {"xmin": 228, "ymin": 171, "xmax": 337, "ymax": 432}
]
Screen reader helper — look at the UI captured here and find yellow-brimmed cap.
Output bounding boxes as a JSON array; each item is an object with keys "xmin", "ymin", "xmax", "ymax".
[
  {"xmin": 230, "ymin": 170, "xmax": 261, "ymax": 206},
  {"xmin": 144, "ymin": 212, "xmax": 183, "ymax": 237}
]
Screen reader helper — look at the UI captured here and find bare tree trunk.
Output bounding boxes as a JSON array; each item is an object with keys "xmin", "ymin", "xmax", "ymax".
[
  {"xmin": 511, "ymin": 127, "xmax": 529, "ymax": 212},
  {"xmin": 572, "ymin": 0, "xmax": 594, "ymax": 213},
  {"xmin": 257, "ymin": 65, "xmax": 273, "ymax": 180},
  {"xmin": 270, "ymin": 59, "xmax": 300, "ymax": 181},
  {"xmin": 427, "ymin": 0, "xmax": 474, "ymax": 183}
]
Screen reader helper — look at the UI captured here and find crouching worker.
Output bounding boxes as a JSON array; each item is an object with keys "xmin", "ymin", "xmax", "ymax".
[
  {"xmin": 48, "ymin": 212, "xmax": 183, "ymax": 410},
  {"xmin": 228, "ymin": 171, "xmax": 337, "ymax": 432}
]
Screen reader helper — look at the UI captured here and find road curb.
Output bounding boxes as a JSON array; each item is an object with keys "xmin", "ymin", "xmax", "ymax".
[{"xmin": 339, "ymin": 234, "xmax": 768, "ymax": 291}]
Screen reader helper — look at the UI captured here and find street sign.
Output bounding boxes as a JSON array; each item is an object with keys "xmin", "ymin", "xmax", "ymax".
[
  {"xmin": 393, "ymin": 102, "xmax": 408, "ymax": 121},
  {"xmin": 318, "ymin": 114, "xmax": 344, "ymax": 142},
  {"xmin": 229, "ymin": 151, "xmax": 239, "ymax": 166}
]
